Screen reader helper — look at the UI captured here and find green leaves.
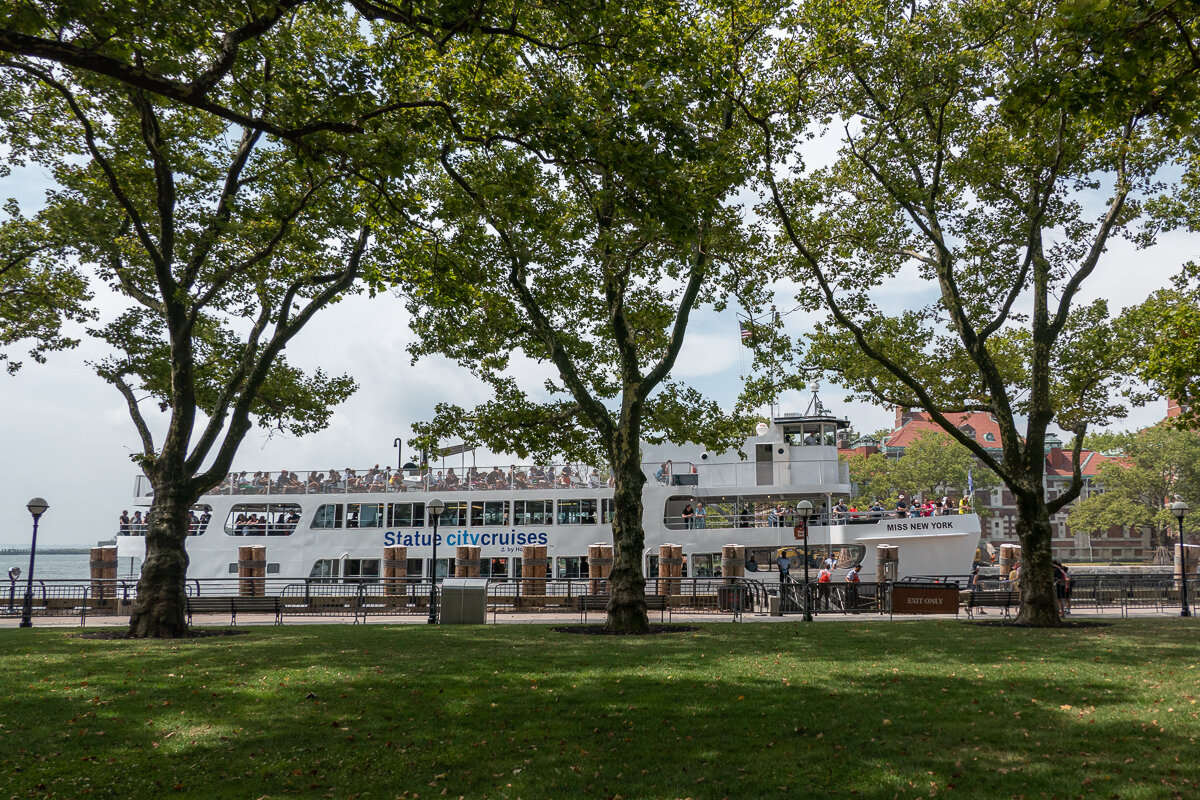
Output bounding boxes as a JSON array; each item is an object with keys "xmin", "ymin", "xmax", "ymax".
[
  {"xmin": 0, "ymin": 206, "xmax": 95, "ymax": 373},
  {"xmin": 401, "ymin": 0, "xmax": 773, "ymax": 466}
]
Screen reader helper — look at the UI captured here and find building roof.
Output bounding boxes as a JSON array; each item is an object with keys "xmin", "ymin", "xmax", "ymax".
[
  {"xmin": 885, "ymin": 409, "xmax": 1005, "ymax": 451},
  {"xmin": 884, "ymin": 407, "xmax": 1126, "ymax": 478},
  {"xmin": 1044, "ymin": 447, "xmax": 1128, "ymax": 478}
]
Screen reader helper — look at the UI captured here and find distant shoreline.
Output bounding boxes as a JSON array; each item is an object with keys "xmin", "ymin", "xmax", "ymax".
[{"xmin": 0, "ymin": 548, "xmax": 95, "ymax": 555}]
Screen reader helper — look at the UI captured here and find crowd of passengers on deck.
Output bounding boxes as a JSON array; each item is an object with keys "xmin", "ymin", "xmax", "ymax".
[
  {"xmin": 118, "ymin": 509, "xmax": 212, "ymax": 536},
  {"xmin": 206, "ymin": 464, "xmax": 610, "ymax": 495}
]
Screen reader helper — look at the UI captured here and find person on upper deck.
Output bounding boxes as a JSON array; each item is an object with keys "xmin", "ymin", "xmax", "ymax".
[
  {"xmin": 803, "ymin": 431, "xmax": 818, "ymax": 445},
  {"xmin": 832, "ymin": 499, "xmax": 849, "ymax": 522},
  {"xmin": 487, "ymin": 466, "xmax": 506, "ymax": 489},
  {"xmin": 588, "ymin": 469, "xmax": 601, "ymax": 488},
  {"xmin": 444, "ymin": 468, "xmax": 459, "ymax": 488}
]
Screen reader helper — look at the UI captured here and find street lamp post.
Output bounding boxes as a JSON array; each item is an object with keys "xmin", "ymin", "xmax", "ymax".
[
  {"xmin": 393, "ymin": 437, "xmax": 403, "ymax": 472},
  {"xmin": 796, "ymin": 500, "xmax": 813, "ymax": 622},
  {"xmin": 427, "ymin": 498, "xmax": 445, "ymax": 625},
  {"xmin": 1172, "ymin": 500, "xmax": 1191, "ymax": 618},
  {"xmin": 20, "ymin": 497, "xmax": 49, "ymax": 629}
]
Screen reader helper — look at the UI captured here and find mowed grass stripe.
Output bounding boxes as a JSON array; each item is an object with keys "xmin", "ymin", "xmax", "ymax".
[{"xmin": 1, "ymin": 620, "xmax": 1197, "ymax": 799}]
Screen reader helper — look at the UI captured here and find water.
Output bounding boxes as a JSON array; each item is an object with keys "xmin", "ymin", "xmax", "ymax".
[{"xmin": 0, "ymin": 553, "xmax": 142, "ymax": 582}]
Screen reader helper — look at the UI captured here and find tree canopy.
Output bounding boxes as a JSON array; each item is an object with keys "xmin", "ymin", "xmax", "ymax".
[
  {"xmin": 0, "ymin": 4, "xmax": 408, "ymax": 636},
  {"xmin": 846, "ymin": 431, "xmax": 991, "ymax": 506},
  {"xmin": 401, "ymin": 0, "xmax": 778, "ymax": 630},
  {"xmin": 0, "ymin": 203, "xmax": 93, "ymax": 373},
  {"xmin": 1068, "ymin": 426, "xmax": 1200, "ymax": 547},
  {"xmin": 741, "ymin": 0, "xmax": 1198, "ymax": 624}
]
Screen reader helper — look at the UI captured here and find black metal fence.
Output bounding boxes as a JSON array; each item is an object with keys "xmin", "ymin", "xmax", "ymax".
[{"xmin": 6, "ymin": 573, "xmax": 1198, "ymax": 625}]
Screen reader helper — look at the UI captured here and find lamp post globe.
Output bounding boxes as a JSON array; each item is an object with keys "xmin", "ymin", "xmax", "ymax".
[
  {"xmin": 20, "ymin": 497, "xmax": 49, "ymax": 629},
  {"xmin": 796, "ymin": 500, "xmax": 813, "ymax": 622},
  {"xmin": 427, "ymin": 498, "xmax": 446, "ymax": 624},
  {"xmin": 1172, "ymin": 500, "xmax": 1191, "ymax": 618}
]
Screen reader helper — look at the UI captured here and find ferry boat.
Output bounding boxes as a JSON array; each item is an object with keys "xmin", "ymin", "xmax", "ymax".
[{"xmin": 115, "ymin": 407, "xmax": 982, "ymax": 586}]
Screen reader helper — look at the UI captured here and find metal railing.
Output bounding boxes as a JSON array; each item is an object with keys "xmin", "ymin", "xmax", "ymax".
[
  {"xmin": 133, "ymin": 456, "xmax": 855, "ymax": 499},
  {"xmin": 9, "ymin": 574, "xmax": 1198, "ymax": 624}
]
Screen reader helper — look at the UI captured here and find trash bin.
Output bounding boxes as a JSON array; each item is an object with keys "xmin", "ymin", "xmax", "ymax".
[
  {"xmin": 439, "ymin": 578, "xmax": 488, "ymax": 624},
  {"xmin": 768, "ymin": 594, "xmax": 781, "ymax": 616},
  {"xmin": 717, "ymin": 584, "xmax": 747, "ymax": 611}
]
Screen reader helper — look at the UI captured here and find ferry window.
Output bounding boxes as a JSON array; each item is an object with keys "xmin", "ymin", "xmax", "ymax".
[
  {"xmin": 348, "ymin": 503, "xmax": 383, "ymax": 529},
  {"xmin": 692, "ymin": 553, "xmax": 720, "ymax": 578},
  {"xmin": 187, "ymin": 505, "xmax": 212, "ymax": 536},
  {"xmin": 557, "ymin": 499, "xmax": 598, "ymax": 525},
  {"xmin": 646, "ymin": 554, "xmax": 659, "ymax": 577},
  {"xmin": 224, "ymin": 503, "xmax": 301, "ymax": 536},
  {"xmin": 801, "ymin": 545, "xmax": 865, "ymax": 570},
  {"xmin": 406, "ymin": 558, "xmax": 423, "ymax": 577},
  {"xmin": 312, "ymin": 504, "xmax": 344, "ymax": 529},
  {"xmin": 557, "ymin": 556, "xmax": 586, "ymax": 579},
  {"xmin": 388, "ymin": 502, "xmax": 425, "ymax": 527},
  {"xmin": 344, "ymin": 558, "xmax": 380, "ymax": 582},
  {"xmin": 430, "ymin": 558, "xmax": 452, "ymax": 579},
  {"xmin": 309, "ymin": 559, "xmax": 339, "ymax": 579},
  {"xmin": 431, "ymin": 502, "xmax": 467, "ymax": 527},
  {"xmin": 470, "ymin": 500, "xmax": 510, "ymax": 527},
  {"xmin": 515, "ymin": 500, "xmax": 553, "ymax": 526},
  {"xmin": 267, "ymin": 563, "xmax": 280, "ymax": 575},
  {"xmin": 480, "ymin": 557, "xmax": 509, "ymax": 578},
  {"xmin": 601, "ymin": 499, "xmax": 615, "ymax": 524}
]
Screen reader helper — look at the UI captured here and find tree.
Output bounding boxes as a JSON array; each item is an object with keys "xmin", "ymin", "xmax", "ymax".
[
  {"xmin": 403, "ymin": 0, "xmax": 775, "ymax": 632},
  {"xmin": 1120, "ymin": 269, "xmax": 1200, "ymax": 430},
  {"xmin": 1068, "ymin": 426, "xmax": 1200, "ymax": 550},
  {"xmin": 0, "ymin": 206, "xmax": 93, "ymax": 373},
  {"xmin": 0, "ymin": 7, "xmax": 393, "ymax": 637},
  {"xmin": 844, "ymin": 430, "xmax": 993, "ymax": 505},
  {"xmin": 888, "ymin": 431, "xmax": 988, "ymax": 504},
  {"xmin": 742, "ymin": 0, "xmax": 1197, "ymax": 624},
  {"xmin": 842, "ymin": 450, "xmax": 892, "ymax": 502}
]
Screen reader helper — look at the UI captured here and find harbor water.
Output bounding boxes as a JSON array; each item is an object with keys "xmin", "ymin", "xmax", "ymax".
[{"xmin": 1, "ymin": 553, "xmax": 142, "ymax": 582}]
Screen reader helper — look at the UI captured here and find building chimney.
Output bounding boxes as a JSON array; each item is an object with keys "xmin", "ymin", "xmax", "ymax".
[{"xmin": 895, "ymin": 406, "xmax": 908, "ymax": 428}]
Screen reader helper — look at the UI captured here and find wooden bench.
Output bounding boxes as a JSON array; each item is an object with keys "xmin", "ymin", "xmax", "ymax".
[
  {"xmin": 186, "ymin": 596, "xmax": 281, "ymax": 626},
  {"xmin": 964, "ymin": 591, "xmax": 1019, "ymax": 619},
  {"xmin": 577, "ymin": 595, "xmax": 669, "ymax": 622}
]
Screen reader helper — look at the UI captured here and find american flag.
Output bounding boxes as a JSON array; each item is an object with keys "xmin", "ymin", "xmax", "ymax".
[{"xmin": 739, "ymin": 320, "xmax": 753, "ymax": 342}]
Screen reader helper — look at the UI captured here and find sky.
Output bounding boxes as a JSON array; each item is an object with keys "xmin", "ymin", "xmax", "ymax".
[{"xmin": 1, "ymin": 162, "xmax": 1196, "ymax": 551}]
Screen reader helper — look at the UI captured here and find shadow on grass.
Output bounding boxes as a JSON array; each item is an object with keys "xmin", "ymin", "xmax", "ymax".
[{"xmin": 1, "ymin": 620, "xmax": 1198, "ymax": 798}]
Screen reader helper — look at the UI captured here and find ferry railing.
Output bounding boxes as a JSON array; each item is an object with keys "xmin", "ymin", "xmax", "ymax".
[
  {"xmin": 663, "ymin": 508, "xmax": 971, "ymax": 531},
  {"xmin": 134, "ymin": 454, "xmax": 867, "ymax": 500}
]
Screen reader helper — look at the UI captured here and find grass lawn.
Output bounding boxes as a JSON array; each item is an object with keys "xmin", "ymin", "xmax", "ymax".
[{"xmin": 1, "ymin": 619, "xmax": 1198, "ymax": 799}]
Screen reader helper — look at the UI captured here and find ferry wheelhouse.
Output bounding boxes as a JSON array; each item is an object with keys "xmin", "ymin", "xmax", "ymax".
[{"xmin": 116, "ymin": 412, "xmax": 981, "ymax": 585}]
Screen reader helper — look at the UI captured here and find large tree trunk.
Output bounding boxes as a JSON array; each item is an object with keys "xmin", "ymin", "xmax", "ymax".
[
  {"xmin": 128, "ymin": 482, "xmax": 193, "ymax": 638},
  {"xmin": 1013, "ymin": 490, "xmax": 1061, "ymax": 626},
  {"xmin": 605, "ymin": 426, "xmax": 649, "ymax": 633}
]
